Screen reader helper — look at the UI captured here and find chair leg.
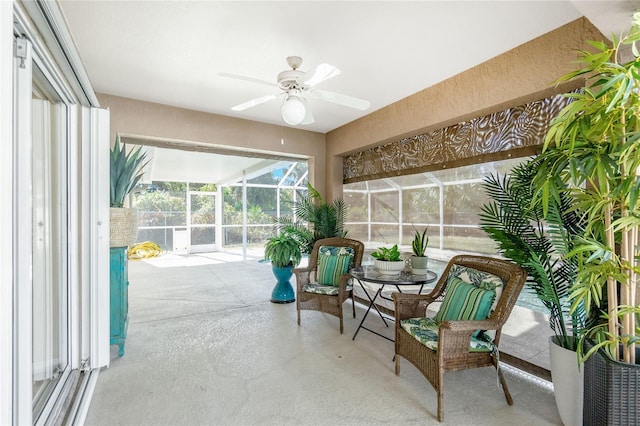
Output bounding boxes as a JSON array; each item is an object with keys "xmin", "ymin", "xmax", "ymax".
[
  {"xmin": 437, "ymin": 369, "xmax": 445, "ymax": 422},
  {"xmin": 437, "ymin": 390, "xmax": 444, "ymax": 422},
  {"xmin": 497, "ymin": 365, "xmax": 513, "ymax": 405},
  {"xmin": 395, "ymin": 356, "xmax": 400, "ymax": 375},
  {"xmin": 492, "ymin": 351, "xmax": 513, "ymax": 405},
  {"xmin": 297, "ymin": 306, "xmax": 301, "ymax": 326}
]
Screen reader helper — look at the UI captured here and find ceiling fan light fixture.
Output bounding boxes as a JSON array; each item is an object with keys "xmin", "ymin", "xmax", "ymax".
[{"xmin": 281, "ymin": 95, "xmax": 306, "ymax": 125}]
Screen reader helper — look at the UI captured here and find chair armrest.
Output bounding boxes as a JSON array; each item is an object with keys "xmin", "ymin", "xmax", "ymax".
[
  {"xmin": 392, "ymin": 293, "xmax": 437, "ymax": 320},
  {"xmin": 336, "ymin": 273, "xmax": 353, "ymax": 297},
  {"xmin": 437, "ymin": 319, "xmax": 501, "ymax": 356},
  {"xmin": 292, "ymin": 267, "xmax": 313, "ymax": 291},
  {"xmin": 292, "ymin": 265, "xmax": 314, "ymax": 274}
]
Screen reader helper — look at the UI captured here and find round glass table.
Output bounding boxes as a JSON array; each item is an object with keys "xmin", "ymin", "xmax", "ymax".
[{"xmin": 350, "ymin": 265, "xmax": 438, "ymax": 341}]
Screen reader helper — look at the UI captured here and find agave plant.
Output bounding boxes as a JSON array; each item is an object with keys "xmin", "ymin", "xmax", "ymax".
[
  {"xmin": 110, "ymin": 134, "xmax": 149, "ymax": 208},
  {"xmin": 274, "ymin": 183, "xmax": 348, "ymax": 254},
  {"xmin": 411, "ymin": 227, "xmax": 429, "ymax": 257},
  {"xmin": 479, "ymin": 157, "xmax": 587, "ymax": 350}
]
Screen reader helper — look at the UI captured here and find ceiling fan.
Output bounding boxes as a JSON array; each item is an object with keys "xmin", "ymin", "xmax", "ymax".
[{"xmin": 220, "ymin": 56, "xmax": 370, "ymax": 125}]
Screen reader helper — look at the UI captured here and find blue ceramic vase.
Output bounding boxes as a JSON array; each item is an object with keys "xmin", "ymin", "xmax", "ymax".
[{"xmin": 270, "ymin": 265, "xmax": 295, "ymax": 303}]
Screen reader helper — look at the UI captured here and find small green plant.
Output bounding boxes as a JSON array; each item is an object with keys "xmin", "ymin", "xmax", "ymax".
[
  {"xmin": 111, "ymin": 134, "xmax": 149, "ymax": 208},
  {"xmin": 264, "ymin": 233, "xmax": 302, "ymax": 268},
  {"xmin": 371, "ymin": 244, "xmax": 402, "ymax": 261},
  {"xmin": 411, "ymin": 227, "xmax": 429, "ymax": 257}
]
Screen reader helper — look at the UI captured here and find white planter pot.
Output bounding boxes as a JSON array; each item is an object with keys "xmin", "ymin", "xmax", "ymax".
[
  {"xmin": 374, "ymin": 259, "xmax": 405, "ymax": 275},
  {"xmin": 549, "ymin": 336, "xmax": 583, "ymax": 426},
  {"xmin": 410, "ymin": 255, "xmax": 428, "ymax": 275}
]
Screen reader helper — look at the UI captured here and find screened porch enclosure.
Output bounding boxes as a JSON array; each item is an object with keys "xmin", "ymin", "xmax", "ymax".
[
  {"xmin": 130, "ymin": 147, "xmax": 546, "ymax": 317},
  {"xmin": 130, "ymin": 148, "xmax": 527, "ymax": 260},
  {"xmin": 344, "ymin": 157, "xmax": 527, "ymax": 255},
  {"xmin": 131, "ymin": 160, "xmax": 310, "ymax": 257}
]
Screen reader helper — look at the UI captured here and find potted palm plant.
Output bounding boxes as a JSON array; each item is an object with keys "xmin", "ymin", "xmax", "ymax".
[
  {"xmin": 531, "ymin": 13, "xmax": 640, "ymax": 424},
  {"xmin": 273, "ymin": 182, "xmax": 348, "ymax": 255},
  {"xmin": 110, "ymin": 134, "xmax": 149, "ymax": 247},
  {"xmin": 480, "ymin": 156, "xmax": 588, "ymax": 425},
  {"xmin": 410, "ymin": 227, "xmax": 429, "ymax": 275},
  {"xmin": 371, "ymin": 244, "xmax": 405, "ymax": 275},
  {"xmin": 264, "ymin": 232, "xmax": 302, "ymax": 303}
]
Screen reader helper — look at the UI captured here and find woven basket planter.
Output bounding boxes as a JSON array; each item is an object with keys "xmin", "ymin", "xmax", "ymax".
[
  {"xmin": 110, "ymin": 207, "xmax": 139, "ymax": 248},
  {"xmin": 583, "ymin": 340, "xmax": 640, "ymax": 425}
]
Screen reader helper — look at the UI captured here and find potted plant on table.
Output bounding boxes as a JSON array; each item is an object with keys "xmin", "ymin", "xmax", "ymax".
[
  {"xmin": 264, "ymin": 232, "xmax": 302, "ymax": 304},
  {"xmin": 531, "ymin": 14, "xmax": 640, "ymax": 424},
  {"xmin": 410, "ymin": 227, "xmax": 429, "ymax": 275},
  {"xmin": 110, "ymin": 134, "xmax": 149, "ymax": 247},
  {"xmin": 480, "ymin": 156, "xmax": 588, "ymax": 425},
  {"xmin": 371, "ymin": 244, "xmax": 405, "ymax": 275}
]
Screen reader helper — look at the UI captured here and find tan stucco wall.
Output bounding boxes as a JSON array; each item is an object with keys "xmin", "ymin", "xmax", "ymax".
[
  {"xmin": 324, "ymin": 17, "xmax": 605, "ymax": 200},
  {"xmin": 98, "ymin": 94, "xmax": 328, "ymax": 194}
]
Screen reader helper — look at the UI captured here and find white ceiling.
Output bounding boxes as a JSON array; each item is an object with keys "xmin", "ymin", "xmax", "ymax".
[{"xmin": 58, "ymin": 0, "xmax": 639, "ymax": 183}]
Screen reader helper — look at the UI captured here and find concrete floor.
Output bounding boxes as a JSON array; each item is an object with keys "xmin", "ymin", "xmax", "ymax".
[{"xmin": 85, "ymin": 252, "xmax": 561, "ymax": 425}]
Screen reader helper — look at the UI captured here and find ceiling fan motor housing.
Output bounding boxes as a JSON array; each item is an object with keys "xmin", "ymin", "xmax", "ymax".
[{"xmin": 277, "ymin": 69, "xmax": 304, "ymax": 90}]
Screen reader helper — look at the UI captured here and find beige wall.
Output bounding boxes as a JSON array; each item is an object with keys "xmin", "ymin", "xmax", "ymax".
[
  {"xmin": 324, "ymin": 17, "xmax": 604, "ymax": 200},
  {"xmin": 97, "ymin": 94, "xmax": 328, "ymax": 194}
]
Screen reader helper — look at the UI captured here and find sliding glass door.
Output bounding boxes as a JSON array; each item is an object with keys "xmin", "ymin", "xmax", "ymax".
[
  {"xmin": 30, "ymin": 62, "xmax": 71, "ymax": 421},
  {"xmin": 8, "ymin": 3, "xmax": 111, "ymax": 423}
]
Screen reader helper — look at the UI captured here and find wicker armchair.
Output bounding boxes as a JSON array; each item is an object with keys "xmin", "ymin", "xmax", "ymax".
[
  {"xmin": 293, "ymin": 237, "xmax": 364, "ymax": 333},
  {"xmin": 392, "ymin": 254, "xmax": 526, "ymax": 422}
]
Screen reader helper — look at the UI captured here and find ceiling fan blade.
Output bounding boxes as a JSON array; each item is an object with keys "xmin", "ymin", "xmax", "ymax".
[
  {"xmin": 312, "ymin": 89, "xmax": 370, "ymax": 110},
  {"xmin": 231, "ymin": 94, "xmax": 277, "ymax": 111},
  {"xmin": 303, "ymin": 63, "xmax": 341, "ymax": 87},
  {"xmin": 301, "ymin": 105, "xmax": 315, "ymax": 125},
  {"xmin": 219, "ymin": 72, "xmax": 279, "ymax": 88}
]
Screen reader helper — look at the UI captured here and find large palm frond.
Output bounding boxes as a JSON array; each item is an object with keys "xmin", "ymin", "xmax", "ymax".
[
  {"xmin": 273, "ymin": 183, "xmax": 348, "ymax": 254},
  {"xmin": 480, "ymin": 157, "xmax": 586, "ymax": 349}
]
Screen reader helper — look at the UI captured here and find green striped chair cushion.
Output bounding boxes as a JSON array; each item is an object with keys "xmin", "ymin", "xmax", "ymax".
[
  {"xmin": 317, "ymin": 246, "xmax": 355, "ymax": 286},
  {"xmin": 448, "ymin": 264, "xmax": 504, "ymax": 312},
  {"xmin": 400, "ymin": 317, "xmax": 496, "ymax": 352},
  {"xmin": 435, "ymin": 276, "xmax": 496, "ymax": 337},
  {"xmin": 301, "ymin": 282, "xmax": 353, "ymax": 296}
]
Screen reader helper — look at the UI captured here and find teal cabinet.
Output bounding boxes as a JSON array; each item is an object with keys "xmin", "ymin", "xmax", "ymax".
[{"xmin": 110, "ymin": 247, "xmax": 129, "ymax": 357}]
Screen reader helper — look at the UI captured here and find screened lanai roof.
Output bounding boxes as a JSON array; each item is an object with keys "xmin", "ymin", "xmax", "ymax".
[{"xmin": 134, "ymin": 143, "xmax": 309, "ymax": 186}]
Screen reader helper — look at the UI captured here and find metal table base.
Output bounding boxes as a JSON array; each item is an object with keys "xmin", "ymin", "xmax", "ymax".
[{"xmin": 351, "ymin": 266, "xmax": 438, "ymax": 342}]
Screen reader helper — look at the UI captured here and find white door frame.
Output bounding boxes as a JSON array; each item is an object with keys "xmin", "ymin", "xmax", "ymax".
[
  {"xmin": 0, "ymin": 1, "xmax": 14, "ymax": 422},
  {"xmin": 2, "ymin": 1, "xmax": 107, "ymax": 423}
]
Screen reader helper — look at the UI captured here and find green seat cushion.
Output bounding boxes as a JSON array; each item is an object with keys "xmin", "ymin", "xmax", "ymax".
[
  {"xmin": 302, "ymin": 282, "xmax": 353, "ymax": 296},
  {"xmin": 317, "ymin": 246, "xmax": 355, "ymax": 286},
  {"xmin": 400, "ymin": 317, "xmax": 495, "ymax": 353}
]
